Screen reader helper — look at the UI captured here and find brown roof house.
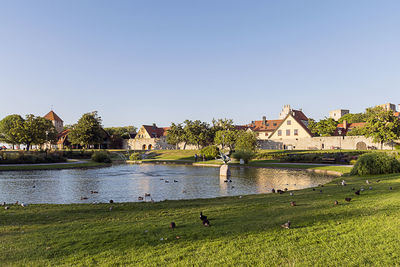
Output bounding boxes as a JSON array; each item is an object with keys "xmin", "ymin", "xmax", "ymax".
[{"xmin": 126, "ymin": 124, "xmax": 176, "ymax": 150}]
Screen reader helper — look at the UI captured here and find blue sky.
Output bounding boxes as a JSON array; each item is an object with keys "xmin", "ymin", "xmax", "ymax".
[{"xmin": 0, "ymin": 1, "xmax": 399, "ymax": 127}]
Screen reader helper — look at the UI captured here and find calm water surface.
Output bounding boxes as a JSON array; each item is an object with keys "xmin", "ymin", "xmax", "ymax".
[{"xmin": 0, "ymin": 164, "xmax": 332, "ymax": 204}]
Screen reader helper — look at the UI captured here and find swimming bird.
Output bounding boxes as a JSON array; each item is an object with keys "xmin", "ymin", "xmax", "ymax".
[
  {"xmin": 174, "ymin": 180, "xmax": 178, "ymax": 183},
  {"xmin": 145, "ymin": 193, "xmax": 151, "ymax": 197},
  {"xmin": 90, "ymin": 191, "xmax": 98, "ymax": 194},
  {"xmin": 202, "ymin": 219, "xmax": 211, "ymax": 227},
  {"xmin": 138, "ymin": 196, "xmax": 144, "ymax": 201},
  {"xmin": 290, "ymin": 201, "xmax": 296, "ymax": 207},
  {"xmin": 165, "ymin": 180, "xmax": 169, "ymax": 183},
  {"xmin": 160, "ymin": 178, "xmax": 164, "ymax": 181},
  {"xmin": 355, "ymin": 190, "xmax": 360, "ymax": 195},
  {"xmin": 109, "ymin": 200, "xmax": 114, "ymax": 204},
  {"xmin": 281, "ymin": 221, "xmax": 291, "ymax": 229},
  {"xmin": 224, "ymin": 180, "xmax": 228, "ymax": 183},
  {"xmin": 200, "ymin": 212, "xmax": 207, "ymax": 221},
  {"xmin": 81, "ymin": 197, "xmax": 88, "ymax": 200},
  {"xmin": 334, "ymin": 200, "xmax": 339, "ymax": 205},
  {"xmin": 170, "ymin": 222, "xmax": 176, "ymax": 230},
  {"xmin": 345, "ymin": 197, "xmax": 352, "ymax": 202}
]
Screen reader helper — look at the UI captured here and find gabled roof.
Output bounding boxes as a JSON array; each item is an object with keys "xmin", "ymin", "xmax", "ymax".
[
  {"xmin": 292, "ymin": 109, "xmax": 308, "ymax": 121},
  {"xmin": 44, "ymin": 111, "xmax": 63, "ymax": 122},
  {"xmin": 142, "ymin": 125, "xmax": 169, "ymax": 138},
  {"xmin": 249, "ymin": 119, "xmax": 283, "ymax": 132},
  {"xmin": 269, "ymin": 113, "xmax": 313, "ymax": 138}
]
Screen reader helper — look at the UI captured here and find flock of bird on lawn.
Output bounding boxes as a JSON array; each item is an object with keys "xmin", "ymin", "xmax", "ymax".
[{"xmin": 1, "ymin": 176, "xmax": 395, "ymax": 232}]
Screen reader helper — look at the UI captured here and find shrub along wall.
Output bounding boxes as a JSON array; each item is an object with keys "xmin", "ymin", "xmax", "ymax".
[
  {"xmin": 350, "ymin": 152, "xmax": 400, "ymax": 175},
  {"xmin": 0, "ymin": 151, "xmax": 66, "ymax": 164}
]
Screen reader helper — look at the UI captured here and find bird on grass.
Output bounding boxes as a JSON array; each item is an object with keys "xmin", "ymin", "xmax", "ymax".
[
  {"xmin": 389, "ymin": 187, "xmax": 393, "ymax": 190},
  {"xmin": 334, "ymin": 200, "xmax": 339, "ymax": 205},
  {"xmin": 290, "ymin": 201, "xmax": 296, "ymax": 207},
  {"xmin": 319, "ymin": 190, "xmax": 323, "ymax": 194},
  {"xmin": 4, "ymin": 206, "xmax": 10, "ymax": 210},
  {"xmin": 355, "ymin": 190, "xmax": 360, "ymax": 196},
  {"xmin": 369, "ymin": 187, "xmax": 373, "ymax": 190},
  {"xmin": 200, "ymin": 212, "xmax": 207, "ymax": 221},
  {"xmin": 366, "ymin": 180, "xmax": 370, "ymax": 184},
  {"xmin": 202, "ymin": 219, "xmax": 211, "ymax": 227},
  {"xmin": 281, "ymin": 221, "xmax": 291, "ymax": 229},
  {"xmin": 376, "ymin": 180, "xmax": 381, "ymax": 183},
  {"xmin": 345, "ymin": 197, "xmax": 352, "ymax": 202},
  {"xmin": 271, "ymin": 188, "xmax": 276, "ymax": 193},
  {"xmin": 290, "ymin": 192, "xmax": 294, "ymax": 196},
  {"xmin": 170, "ymin": 222, "xmax": 176, "ymax": 230},
  {"xmin": 312, "ymin": 188, "xmax": 316, "ymax": 191},
  {"xmin": 341, "ymin": 180, "xmax": 346, "ymax": 186}
]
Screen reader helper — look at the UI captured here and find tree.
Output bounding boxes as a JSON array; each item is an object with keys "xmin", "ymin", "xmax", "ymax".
[
  {"xmin": 166, "ymin": 123, "xmax": 185, "ymax": 149},
  {"xmin": 68, "ymin": 111, "xmax": 104, "ymax": 148},
  {"xmin": 214, "ymin": 129, "xmax": 238, "ymax": 150},
  {"xmin": 235, "ymin": 131, "xmax": 257, "ymax": 151},
  {"xmin": 14, "ymin": 114, "xmax": 57, "ymax": 151},
  {"xmin": 183, "ymin": 120, "xmax": 211, "ymax": 149},
  {"xmin": 363, "ymin": 107, "xmax": 400, "ymax": 149},
  {"xmin": 104, "ymin": 126, "xmax": 136, "ymax": 139},
  {"xmin": 338, "ymin": 113, "xmax": 367, "ymax": 123},
  {"xmin": 307, "ymin": 118, "xmax": 318, "ymax": 135},
  {"xmin": 0, "ymin": 114, "xmax": 24, "ymax": 149},
  {"xmin": 315, "ymin": 118, "xmax": 338, "ymax": 136}
]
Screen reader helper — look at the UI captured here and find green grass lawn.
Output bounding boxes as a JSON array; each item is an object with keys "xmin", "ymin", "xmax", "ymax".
[{"xmin": 1, "ymin": 171, "xmax": 400, "ymax": 266}]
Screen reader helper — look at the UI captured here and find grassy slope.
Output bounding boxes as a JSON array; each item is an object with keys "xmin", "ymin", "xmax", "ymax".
[{"xmin": 1, "ymin": 173, "xmax": 400, "ymax": 266}]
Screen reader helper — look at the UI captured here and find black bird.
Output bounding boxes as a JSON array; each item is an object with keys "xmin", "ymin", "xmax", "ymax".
[
  {"xmin": 312, "ymin": 188, "xmax": 316, "ymax": 191},
  {"xmin": 174, "ymin": 180, "xmax": 178, "ymax": 183},
  {"xmin": 202, "ymin": 219, "xmax": 211, "ymax": 227},
  {"xmin": 334, "ymin": 200, "xmax": 339, "ymax": 205},
  {"xmin": 345, "ymin": 197, "xmax": 352, "ymax": 202},
  {"xmin": 277, "ymin": 189, "xmax": 284, "ymax": 194},
  {"xmin": 165, "ymin": 180, "xmax": 169, "ymax": 183},
  {"xmin": 352, "ymin": 188, "xmax": 355, "ymax": 191},
  {"xmin": 290, "ymin": 201, "xmax": 296, "ymax": 207},
  {"xmin": 355, "ymin": 190, "xmax": 360, "ymax": 195},
  {"xmin": 271, "ymin": 188, "xmax": 276, "ymax": 193},
  {"xmin": 389, "ymin": 187, "xmax": 393, "ymax": 190},
  {"xmin": 319, "ymin": 190, "xmax": 323, "ymax": 193},
  {"xmin": 376, "ymin": 180, "xmax": 381, "ymax": 183},
  {"xmin": 281, "ymin": 221, "xmax": 291, "ymax": 229},
  {"xmin": 200, "ymin": 212, "xmax": 207, "ymax": 221},
  {"xmin": 109, "ymin": 200, "xmax": 114, "ymax": 204},
  {"xmin": 284, "ymin": 188, "xmax": 288, "ymax": 192},
  {"xmin": 170, "ymin": 222, "xmax": 176, "ymax": 230}
]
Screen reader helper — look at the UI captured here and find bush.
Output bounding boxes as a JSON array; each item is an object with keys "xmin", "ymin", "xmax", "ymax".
[
  {"xmin": 350, "ymin": 152, "xmax": 400, "ymax": 175},
  {"xmin": 91, "ymin": 151, "xmax": 111, "ymax": 163},
  {"xmin": 200, "ymin": 145, "xmax": 219, "ymax": 160},
  {"xmin": 0, "ymin": 151, "xmax": 66, "ymax": 164},
  {"xmin": 232, "ymin": 150, "xmax": 255, "ymax": 164},
  {"xmin": 129, "ymin": 152, "xmax": 142, "ymax": 161}
]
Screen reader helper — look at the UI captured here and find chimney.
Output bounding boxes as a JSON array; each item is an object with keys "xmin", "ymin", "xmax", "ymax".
[
  {"xmin": 262, "ymin": 116, "xmax": 266, "ymax": 125},
  {"xmin": 152, "ymin": 123, "xmax": 157, "ymax": 128},
  {"xmin": 343, "ymin": 120, "xmax": 347, "ymax": 129}
]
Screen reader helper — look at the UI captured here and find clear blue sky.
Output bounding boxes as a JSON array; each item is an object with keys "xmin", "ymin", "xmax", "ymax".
[{"xmin": 1, "ymin": 0, "xmax": 399, "ymax": 127}]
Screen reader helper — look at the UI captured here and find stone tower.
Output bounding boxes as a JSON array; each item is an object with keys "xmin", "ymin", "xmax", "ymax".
[{"xmin": 43, "ymin": 110, "xmax": 64, "ymax": 133}]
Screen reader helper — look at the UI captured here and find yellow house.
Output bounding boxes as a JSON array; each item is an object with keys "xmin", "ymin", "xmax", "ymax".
[{"xmin": 268, "ymin": 113, "xmax": 313, "ymax": 140}]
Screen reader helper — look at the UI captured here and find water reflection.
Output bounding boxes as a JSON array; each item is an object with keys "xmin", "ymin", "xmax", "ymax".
[{"xmin": 0, "ymin": 164, "xmax": 332, "ymax": 204}]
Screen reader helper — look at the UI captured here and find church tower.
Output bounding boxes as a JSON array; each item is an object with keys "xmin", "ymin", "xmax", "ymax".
[{"xmin": 43, "ymin": 110, "xmax": 64, "ymax": 133}]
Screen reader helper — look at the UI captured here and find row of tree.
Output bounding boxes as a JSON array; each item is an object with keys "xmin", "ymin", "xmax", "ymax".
[
  {"xmin": 166, "ymin": 119, "xmax": 257, "ymax": 151},
  {"xmin": 308, "ymin": 107, "xmax": 400, "ymax": 147}
]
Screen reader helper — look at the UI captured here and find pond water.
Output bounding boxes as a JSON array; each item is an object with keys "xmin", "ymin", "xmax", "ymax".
[{"xmin": 0, "ymin": 164, "xmax": 332, "ymax": 204}]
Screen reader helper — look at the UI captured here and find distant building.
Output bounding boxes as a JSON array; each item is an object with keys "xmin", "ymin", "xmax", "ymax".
[
  {"xmin": 376, "ymin": 103, "xmax": 397, "ymax": 112},
  {"xmin": 127, "ymin": 124, "xmax": 173, "ymax": 150},
  {"xmin": 44, "ymin": 110, "xmax": 64, "ymax": 133},
  {"xmin": 334, "ymin": 120, "xmax": 366, "ymax": 136},
  {"xmin": 329, "ymin": 109, "xmax": 349, "ymax": 121}
]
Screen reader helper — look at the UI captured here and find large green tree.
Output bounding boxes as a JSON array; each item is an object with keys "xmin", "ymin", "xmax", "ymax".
[
  {"xmin": 338, "ymin": 113, "xmax": 367, "ymax": 123},
  {"xmin": 166, "ymin": 123, "xmax": 186, "ymax": 149},
  {"xmin": 315, "ymin": 118, "xmax": 338, "ymax": 136},
  {"xmin": 0, "ymin": 114, "xmax": 24, "ymax": 149},
  {"xmin": 14, "ymin": 114, "xmax": 57, "ymax": 151},
  {"xmin": 68, "ymin": 111, "xmax": 104, "ymax": 148},
  {"xmin": 307, "ymin": 118, "xmax": 318, "ymax": 135},
  {"xmin": 183, "ymin": 120, "xmax": 212, "ymax": 149},
  {"xmin": 363, "ymin": 107, "xmax": 400, "ymax": 149},
  {"xmin": 104, "ymin": 126, "xmax": 136, "ymax": 139},
  {"xmin": 235, "ymin": 131, "xmax": 258, "ymax": 151},
  {"xmin": 214, "ymin": 129, "xmax": 238, "ymax": 150}
]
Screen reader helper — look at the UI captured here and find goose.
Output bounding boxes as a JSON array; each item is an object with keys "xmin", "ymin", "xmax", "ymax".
[
  {"xmin": 4, "ymin": 206, "xmax": 10, "ymax": 210},
  {"xmin": 271, "ymin": 188, "xmax": 276, "ymax": 193},
  {"xmin": 334, "ymin": 200, "xmax": 339, "ymax": 205},
  {"xmin": 145, "ymin": 193, "xmax": 151, "ymax": 197},
  {"xmin": 281, "ymin": 221, "xmax": 291, "ymax": 229},
  {"xmin": 109, "ymin": 200, "xmax": 114, "ymax": 204},
  {"xmin": 224, "ymin": 180, "xmax": 228, "ymax": 183},
  {"xmin": 138, "ymin": 196, "xmax": 144, "ymax": 201},
  {"xmin": 81, "ymin": 197, "xmax": 88, "ymax": 200},
  {"xmin": 345, "ymin": 197, "xmax": 352, "ymax": 202},
  {"xmin": 290, "ymin": 201, "xmax": 296, "ymax": 207},
  {"xmin": 341, "ymin": 180, "xmax": 346, "ymax": 186},
  {"xmin": 200, "ymin": 212, "xmax": 207, "ymax": 221},
  {"xmin": 90, "ymin": 191, "xmax": 98, "ymax": 194},
  {"xmin": 165, "ymin": 180, "xmax": 169, "ymax": 183},
  {"xmin": 21, "ymin": 203, "xmax": 27, "ymax": 207},
  {"xmin": 202, "ymin": 219, "xmax": 211, "ymax": 227},
  {"xmin": 366, "ymin": 180, "xmax": 370, "ymax": 184},
  {"xmin": 355, "ymin": 190, "xmax": 360, "ymax": 195},
  {"xmin": 173, "ymin": 180, "xmax": 178, "ymax": 183},
  {"xmin": 284, "ymin": 188, "xmax": 288, "ymax": 192},
  {"xmin": 170, "ymin": 222, "xmax": 176, "ymax": 230}
]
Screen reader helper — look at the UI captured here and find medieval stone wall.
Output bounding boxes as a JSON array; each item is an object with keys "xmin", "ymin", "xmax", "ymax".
[
  {"xmin": 258, "ymin": 136, "xmax": 395, "ymax": 150},
  {"xmin": 123, "ymin": 138, "xmax": 197, "ymax": 150}
]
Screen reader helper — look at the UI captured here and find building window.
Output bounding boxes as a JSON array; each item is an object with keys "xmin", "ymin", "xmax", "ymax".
[
  {"xmin": 278, "ymin": 130, "xmax": 282, "ymax": 136},
  {"xmin": 287, "ymin": 120, "xmax": 291, "ymax": 125},
  {"xmin": 294, "ymin": 129, "xmax": 298, "ymax": 136},
  {"xmin": 286, "ymin": 129, "xmax": 290, "ymax": 136},
  {"xmin": 265, "ymin": 133, "xmax": 268, "ymax": 136},
  {"xmin": 273, "ymin": 123, "xmax": 277, "ymax": 126}
]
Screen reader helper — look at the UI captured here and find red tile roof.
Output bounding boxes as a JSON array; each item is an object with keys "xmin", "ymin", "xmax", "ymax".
[
  {"xmin": 335, "ymin": 122, "xmax": 366, "ymax": 135},
  {"xmin": 395, "ymin": 112, "xmax": 400, "ymax": 117},
  {"xmin": 44, "ymin": 111, "xmax": 63, "ymax": 122},
  {"xmin": 292, "ymin": 109, "xmax": 308, "ymax": 121},
  {"xmin": 143, "ymin": 125, "xmax": 169, "ymax": 138},
  {"xmin": 250, "ymin": 119, "xmax": 283, "ymax": 132}
]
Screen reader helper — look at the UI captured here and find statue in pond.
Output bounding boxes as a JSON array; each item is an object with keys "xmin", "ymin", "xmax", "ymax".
[{"xmin": 219, "ymin": 151, "xmax": 231, "ymax": 177}]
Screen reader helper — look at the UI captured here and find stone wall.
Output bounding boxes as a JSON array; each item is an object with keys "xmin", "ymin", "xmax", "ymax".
[
  {"xmin": 123, "ymin": 138, "xmax": 198, "ymax": 150},
  {"xmin": 258, "ymin": 136, "xmax": 395, "ymax": 150}
]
